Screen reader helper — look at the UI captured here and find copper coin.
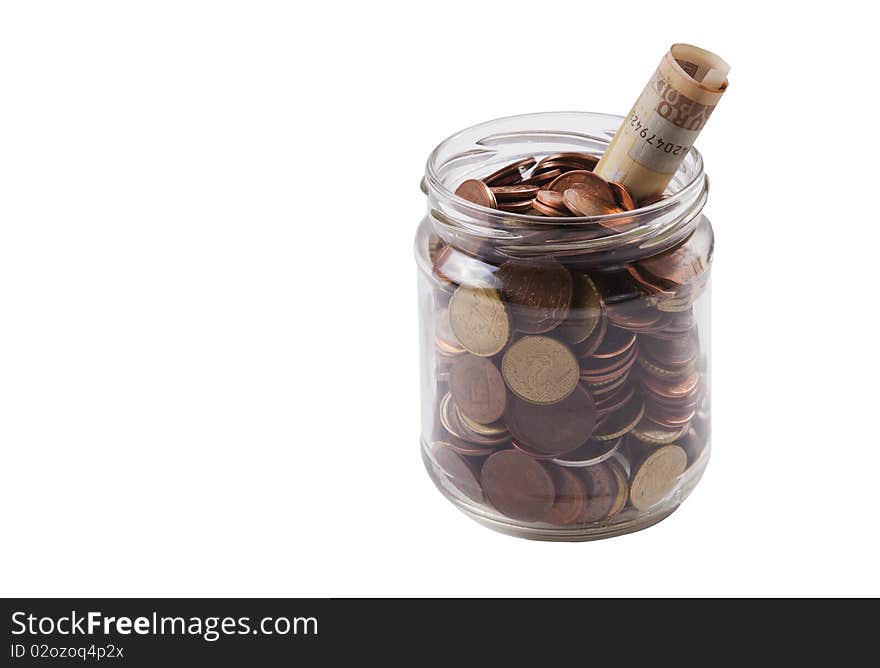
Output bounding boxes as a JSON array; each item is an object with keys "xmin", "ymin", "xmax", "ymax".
[
  {"xmin": 544, "ymin": 466, "xmax": 588, "ymax": 526},
  {"xmin": 439, "ymin": 393, "xmax": 505, "ymax": 451},
  {"xmin": 432, "ymin": 442, "xmax": 484, "ymax": 504},
  {"xmin": 606, "ymin": 303, "xmax": 665, "ymax": 331},
  {"xmin": 483, "ymin": 158, "xmax": 537, "ymax": 187},
  {"xmin": 580, "ymin": 462, "xmax": 618, "ymax": 523},
  {"xmin": 636, "ymin": 225, "xmax": 711, "ymax": 287},
  {"xmin": 591, "ymin": 394, "xmax": 644, "ymax": 441},
  {"xmin": 641, "ymin": 370, "xmax": 700, "ymax": 399},
  {"xmin": 504, "ymin": 384, "xmax": 597, "ymax": 456},
  {"xmin": 549, "ymin": 170, "xmax": 616, "ymax": 202},
  {"xmin": 501, "ymin": 335, "xmax": 580, "ymax": 405},
  {"xmin": 563, "ymin": 188, "xmax": 623, "ymax": 216},
  {"xmin": 536, "ymin": 152, "xmax": 599, "ymax": 171},
  {"xmin": 591, "ymin": 327, "xmax": 637, "ymax": 359},
  {"xmin": 449, "ymin": 355, "xmax": 507, "ymax": 424},
  {"xmin": 535, "ymin": 189, "xmax": 566, "ymax": 209},
  {"xmin": 522, "ymin": 168, "xmax": 563, "ymax": 186},
  {"xmin": 582, "ymin": 344, "xmax": 638, "ymax": 377},
  {"xmin": 595, "ymin": 381, "xmax": 637, "ymax": 417},
  {"xmin": 498, "ymin": 198, "xmax": 536, "ymax": 213},
  {"xmin": 495, "ymin": 260, "xmax": 572, "ymax": 334},
  {"xmin": 530, "ymin": 199, "xmax": 572, "ymax": 217},
  {"xmin": 481, "ymin": 450, "xmax": 555, "ymax": 522},
  {"xmin": 448, "ymin": 285, "xmax": 510, "ymax": 357},
  {"xmin": 490, "ymin": 184, "xmax": 540, "ymax": 200},
  {"xmin": 608, "ymin": 181, "xmax": 637, "ymax": 210},
  {"xmin": 641, "ymin": 332, "xmax": 698, "ymax": 366},
  {"xmin": 629, "ymin": 444, "xmax": 687, "ymax": 511},
  {"xmin": 454, "ymin": 179, "xmax": 497, "ymax": 208}
]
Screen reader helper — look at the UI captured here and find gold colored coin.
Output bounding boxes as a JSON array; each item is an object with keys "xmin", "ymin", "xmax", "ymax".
[
  {"xmin": 501, "ymin": 336, "xmax": 579, "ymax": 405},
  {"xmin": 629, "ymin": 444, "xmax": 687, "ymax": 511},
  {"xmin": 448, "ymin": 285, "xmax": 510, "ymax": 357},
  {"xmin": 559, "ymin": 272, "xmax": 603, "ymax": 345},
  {"xmin": 606, "ymin": 457, "xmax": 630, "ymax": 517},
  {"xmin": 631, "ymin": 417, "xmax": 690, "ymax": 445}
]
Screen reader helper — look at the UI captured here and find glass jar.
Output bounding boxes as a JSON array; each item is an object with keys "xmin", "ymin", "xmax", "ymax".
[{"xmin": 415, "ymin": 112, "xmax": 712, "ymax": 541}]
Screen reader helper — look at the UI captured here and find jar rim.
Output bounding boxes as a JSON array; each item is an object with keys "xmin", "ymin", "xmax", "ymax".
[{"xmin": 423, "ymin": 111, "xmax": 708, "ymax": 251}]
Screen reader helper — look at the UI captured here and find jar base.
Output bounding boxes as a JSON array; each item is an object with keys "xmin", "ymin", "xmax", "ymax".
[{"xmin": 422, "ymin": 440, "xmax": 708, "ymax": 542}]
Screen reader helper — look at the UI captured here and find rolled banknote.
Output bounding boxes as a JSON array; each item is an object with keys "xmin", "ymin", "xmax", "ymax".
[{"xmin": 595, "ymin": 43, "xmax": 730, "ymax": 203}]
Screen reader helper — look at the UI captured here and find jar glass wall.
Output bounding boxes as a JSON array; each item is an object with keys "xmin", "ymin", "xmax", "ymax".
[{"xmin": 415, "ymin": 112, "xmax": 712, "ymax": 541}]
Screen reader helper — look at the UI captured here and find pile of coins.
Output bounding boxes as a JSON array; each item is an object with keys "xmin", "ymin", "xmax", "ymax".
[
  {"xmin": 426, "ymin": 154, "xmax": 709, "ymax": 528},
  {"xmin": 453, "ymin": 152, "xmax": 664, "ymax": 219}
]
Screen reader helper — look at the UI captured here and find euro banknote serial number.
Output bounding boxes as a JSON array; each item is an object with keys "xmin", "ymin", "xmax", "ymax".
[{"xmin": 628, "ymin": 114, "xmax": 691, "ymax": 157}]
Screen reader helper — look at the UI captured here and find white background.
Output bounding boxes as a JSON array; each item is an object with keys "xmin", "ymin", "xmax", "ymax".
[{"xmin": 1, "ymin": 1, "xmax": 878, "ymax": 597}]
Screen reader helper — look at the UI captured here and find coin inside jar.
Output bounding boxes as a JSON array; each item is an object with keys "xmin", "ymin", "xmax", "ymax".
[
  {"xmin": 629, "ymin": 444, "xmax": 687, "ymax": 511},
  {"xmin": 495, "ymin": 260, "xmax": 572, "ymax": 334},
  {"xmin": 501, "ymin": 336, "xmax": 580, "ymax": 405},
  {"xmin": 481, "ymin": 450, "xmax": 555, "ymax": 522},
  {"xmin": 544, "ymin": 465, "xmax": 588, "ymax": 526},
  {"xmin": 431, "ymin": 442, "xmax": 485, "ymax": 504},
  {"xmin": 448, "ymin": 285, "xmax": 510, "ymax": 357},
  {"xmin": 558, "ymin": 272, "xmax": 603, "ymax": 345},
  {"xmin": 454, "ymin": 179, "xmax": 497, "ymax": 209},
  {"xmin": 580, "ymin": 462, "xmax": 618, "ymax": 523},
  {"xmin": 504, "ymin": 384, "xmax": 597, "ymax": 456},
  {"xmin": 449, "ymin": 355, "xmax": 507, "ymax": 425}
]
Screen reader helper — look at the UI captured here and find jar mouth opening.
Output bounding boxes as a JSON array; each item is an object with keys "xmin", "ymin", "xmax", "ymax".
[{"xmin": 424, "ymin": 111, "xmax": 707, "ymax": 247}]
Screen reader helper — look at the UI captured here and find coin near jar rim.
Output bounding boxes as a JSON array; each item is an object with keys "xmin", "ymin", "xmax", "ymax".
[
  {"xmin": 449, "ymin": 355, "xmax": 507, "ymax": 425},
  {"xmin": 483, "ymin": 157, "xmax": 537, "ymax": 187},
  {"xmin": 490, "ymin": 184, "xmax": 540, "ymax": 200},
  {"xmin": 632, "ymin": 417, "xmax": 690, "ymax": 445},
  {"xmin": 563, "ymin": 188, "xmax": 623, "ymax": 216},
  {"xmin": 608, "ymin": 181, "xmax": 637, "ymax": 210},
  {"xmin": 454, "ymin": 179, "xmax": 497, "ymax": 209},
  {"xmin": 544, "ymin": 466, "xmax": 588, "ymax": 526},
  {"xmin": 558, "ymin": 272, "xmax": 603, "ymax": 345},
  {"xmin": 448, "ymin": 285, "xmax": 510, "ymax": 357},
  {"xmin": 548, "ymin": 170, "xmax": 615, "ymax": 202},
  {"xmin": 495, "ymin": 260, "xmax": 572, "ymax": 334},
  {"xmin": 629, "ymin": 444, "xmax": 687, "ymax": 511},
  {"xmin": 504, "ymin": 384, "xmax": 597, "ymax": 456},
  {"xmin": 580, "ymin": 462, "xmax": 618, "ymax": 523},
  {"xmin": 431, "ymin": 442, "xmax": 485, "ymax": 504},
  {"xmin": 552, "ymin": 437, "xmax": 621, "ymax": 468},
  {"xmin": 481, "ymin": 450, "xmax": 555, "ymax": 522},
  {"xmin": 501, "ymin": 336, "xmax": 580, "ymax": 405},
  {"xmin": 530, "ymin": 199, "xmax": 572, "ymax": 217}
]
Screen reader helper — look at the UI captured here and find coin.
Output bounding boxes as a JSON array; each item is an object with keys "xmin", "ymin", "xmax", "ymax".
[
  {"xmin": 606, "ymin": 458, "xmax": 629, "ymax": 518},
  {"xmin": 535, "ymin": 189, "xmax": 566, "ymax": 209},
  {"xmin": 505, "ymin": 384, "xmax": 597, "ymax": 456},
  {"xmin": 501, "ymin": 336, "xmax": 580, "ymax": 405},
  {"xmin": 448, "ymin": 285, "xmax": 510, "ymax": 357},
  {"xmin": 580, "ymin": 462, "xmax": 618, "ymax": 523},
  {"xmin": 558, "ymin": 272, "xmax": 603, "ymax": 345},
  {"xmin": 490, "ymin": 184, "xmax": 540, "ymax": 200},
  {"xmin": 631, "ymin": 417, "xmax": 690, "ymax": 445},
  {"xmin": 641, "ymin": 370, "xmax": 700, "ymax": 399},
  {"xmin": 572, "ymin": 309, "xmax": 608, "ymax": 359},
  {"xmin": 454, "ymin": 179, "xmax": 497, "ymax": 208},
  {"xmin": 449, "ymin": 355, "xmax": 507, "ymax": 424},
  {"xmin": 552, "ymin": 437, "xmax": 621, "ymax": 468},
  {"xmin": 629, "ymin": 444, "xmax": 687, "ymax": 511},
  {"xmin": 544, "ymin": 466, "xmax": 588, "ymax": 526},
  {"xmin": 522, "ymin": 168, "xmax": 563, "ymax": 186},
  {"xmin": 592, "ymin": 394, "xmax": 644, "ymax": 441},
  {"xmin": 495, "ymin": 260, "xmax": 572, "ymax": 334},
  {"xmin": 562, "ymin": 188, "xmax": 623, "ymax": 216},
  {"xmin": 498, "ymin": 198, "xmax": 536, "ymax": 213},
  {"xmin": 481, "ymin": 450, "xmax": 555, "ymax": 522},
  {"xmin": 548, "ymin": 170, "xmax": 615, "ymax": 202},
  {"xmin": 530, "ymin": 199, "xmax": 572, "ymax": 217},
  {"xmin": 432, "ymin": 442, "xmax": 485, "ymax": 504},
  {"xmin": 591, "ymin": 327, "xmax": 637, "ymax": 359},
  {"xmin": 483, "ymin": 158, "xmax": 537, "ymax": 187},
  {"xmin": 608, "ymin": 181, "xmax": 637, "ymax": 210}
]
